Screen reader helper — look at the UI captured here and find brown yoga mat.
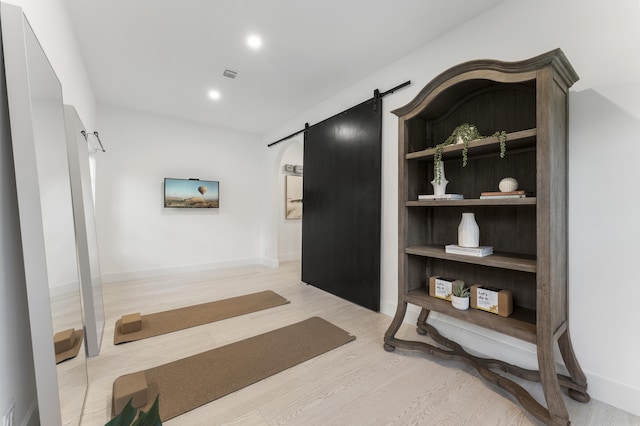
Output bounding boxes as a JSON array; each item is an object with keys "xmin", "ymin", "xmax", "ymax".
[
  {"xmin": 114, "ymin": 290, "xmax": 290, "ymax": 344},
  {"xmin": 112, "ymin": 316, "xmax": 356, "ymax": 421}
]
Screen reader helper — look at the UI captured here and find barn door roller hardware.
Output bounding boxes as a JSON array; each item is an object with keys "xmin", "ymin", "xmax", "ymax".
[{"xmin": 268, "ymin": 80, "xmax": 410, "ymax": 147}]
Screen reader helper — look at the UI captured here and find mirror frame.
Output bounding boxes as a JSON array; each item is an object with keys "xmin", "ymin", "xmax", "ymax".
[
  {"xmin": 65, "ymin": 104, "xmax": 105, "ymax": 357},
  {"xmin": 1, "ymin": 3, "xmax": 87, "ymax": 424}
]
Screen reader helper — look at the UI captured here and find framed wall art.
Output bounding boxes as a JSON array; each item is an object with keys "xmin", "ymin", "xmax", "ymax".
[
  {"xmin": 164, "ymin": 178, "xmax": 219, "ymax": 208},
  {"xmin": 285, "ymin": 175, "xmax": 302, "ymax": 219}
]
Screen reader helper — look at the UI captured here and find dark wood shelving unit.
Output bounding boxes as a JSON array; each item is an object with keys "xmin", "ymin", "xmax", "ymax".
[{"xmin": 383, "ymin": 49, "xmax": 589, "ymax": 425}]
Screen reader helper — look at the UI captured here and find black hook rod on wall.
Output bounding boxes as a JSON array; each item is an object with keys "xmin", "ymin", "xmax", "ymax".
[
  {"xmin": 81, "ymin": 130, "xmax": 106, "ymax": 152},
  {"xmin": 267, "ymin": 80, "xmax": 411, "ymax": 148},
  {"xmin": 92, "ymin": 131, "xmax": 106, "ymax": 153}
]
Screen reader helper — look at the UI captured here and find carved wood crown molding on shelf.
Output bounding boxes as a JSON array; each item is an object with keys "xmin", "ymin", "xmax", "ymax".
[{"xmin": 392, "ymin": 49, "xmax": 578, "ymax": 118}]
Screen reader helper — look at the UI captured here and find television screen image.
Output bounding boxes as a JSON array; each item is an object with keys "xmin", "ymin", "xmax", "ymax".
[{"xmin": 164, "ymin": 178, "xmax": 219, "ymax": 208}]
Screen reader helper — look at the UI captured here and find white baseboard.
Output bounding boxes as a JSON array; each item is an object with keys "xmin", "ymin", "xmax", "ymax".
[
  {"xmin": 259, "ymin": 257, "xmax": 280, "ymax": 268},
  {"xmin": 277, "ymin": 252, "xmax": 301, "ymax": 262},
  {"xmin": 101, "ymin": 257, "xmax": 274, "ymax": 283},
  {"xmin": 586, "ymin": 371, "xmax": 640, "ymax": 417},
  {"xmin": 380, "ymin": 300, "xmax": 640, "ymax": 417}
]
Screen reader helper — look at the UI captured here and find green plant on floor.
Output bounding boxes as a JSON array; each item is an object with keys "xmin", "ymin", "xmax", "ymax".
[
  {"xmin": 432, "ymin": 124, "xmax": 508, "ymax": 184},
  {"xmin": 452, "ymin": 282, "xmax": 470, "ymax": 298},
  {"xmin": 106, "ymin": 395, "xmax": 161, "ymax": 426}
]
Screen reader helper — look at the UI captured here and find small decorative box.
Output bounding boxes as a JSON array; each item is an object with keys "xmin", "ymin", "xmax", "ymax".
[
  {"xmin": 429, "ymin": 276, "xmax": 464, "ymax": 301},
  {"xmin": 471, "ymin": 285, "xmax": 513, "ymax": 317}
]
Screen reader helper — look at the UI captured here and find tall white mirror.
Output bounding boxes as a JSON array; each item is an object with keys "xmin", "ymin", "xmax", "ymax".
[
  {"xmin": 1, "ymin": 4, "xmax": 87, "ymax": 425},
  {"xmin": 65, "ymin": 104, "xmax": 105, "ymax": 357}
]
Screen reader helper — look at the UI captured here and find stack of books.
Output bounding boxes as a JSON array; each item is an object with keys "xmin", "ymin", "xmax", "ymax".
[
  {"xmin": 418, "ymin": 194, "xmax": 464, "ymax": 200},
  {"xmin": 480, "ymin": 190, "xmax": 530, "ymax": 199},
  {"xmin": 445, "ymin": 244, "xmax": 493, "ymax": 257}
]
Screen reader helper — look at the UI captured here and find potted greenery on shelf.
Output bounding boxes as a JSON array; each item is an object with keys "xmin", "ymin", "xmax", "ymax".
[
  {"xmin": 432, "ymin": 123, "xmax": 508, "ymax": 184},
  {"xmin": 451, "ymin": 282, "xmax": 470, "ymax": 311}
]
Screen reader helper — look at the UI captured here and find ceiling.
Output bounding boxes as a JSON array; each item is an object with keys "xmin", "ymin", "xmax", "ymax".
[{"xmin": 64, "ymin": 0, "xmax": 505, "ymax": 135}]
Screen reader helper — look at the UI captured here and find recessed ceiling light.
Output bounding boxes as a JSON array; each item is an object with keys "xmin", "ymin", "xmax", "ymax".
[
  {"xmin": 208, "ymin": 90, "xmax": 221, "ymax": 100},
  {"xmin": 247, "ymin": 34, "xmax": 262, "ymax": 49}
]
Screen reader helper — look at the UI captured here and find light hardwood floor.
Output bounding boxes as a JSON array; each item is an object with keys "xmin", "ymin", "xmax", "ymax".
[{"xmin": 79, "ymin": 262, "xmax": 639, "ymax": 425}]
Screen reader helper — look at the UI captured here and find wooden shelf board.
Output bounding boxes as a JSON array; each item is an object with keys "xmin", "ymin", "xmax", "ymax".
[
  {"xmin": 407, "ymin": 198, "xmax": 536, "ymax": 207},
  {"xmin": 405, "ymin": 245, "xmax": 536, "ymax": 273},
  {"xmin": 406, "ymin": 128, "xmax": 537, "ymax": 161},
  {"xmin": 405, "ymin": 289, "xmax": 537, "ymax": 344}
]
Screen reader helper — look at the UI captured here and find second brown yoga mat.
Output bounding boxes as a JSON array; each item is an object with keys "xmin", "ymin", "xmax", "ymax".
[
  {"xmin": 114, "ymin": 290, "xmax": 290, "ymax": 344},
  {"xmin": 112, "ymin": 316, "xmax": 356, "ymax": 421}
]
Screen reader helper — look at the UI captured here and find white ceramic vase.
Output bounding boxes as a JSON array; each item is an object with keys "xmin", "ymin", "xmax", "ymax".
[
  {"xmin": 430, "ymin": 161, "xmax": 448, "ymax": 196},
  {"xmin": 458, "ymin": 212, "xmax": 479, "ymax": 248},
  {"xmin": 451, "ymin": 295, "xmax": 470, "ymax": 310}
]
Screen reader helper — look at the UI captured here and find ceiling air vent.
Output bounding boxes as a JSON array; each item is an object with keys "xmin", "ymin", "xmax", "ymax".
[{"xmin": 223, "ymin": 69, "xmax": 238, "ymax": 79}]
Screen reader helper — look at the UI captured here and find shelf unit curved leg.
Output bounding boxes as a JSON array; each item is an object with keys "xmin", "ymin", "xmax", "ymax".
[
  {"xmin": 383, "ymin": 301, "xmax": 408, "ymax": 352},
  {"xmin": 416, "ymin": 308, "xmax": 430, "ymax": 335},
  {"xmin": 558, "ymin": 329, "xmax": 590, "ymax": 402},
  {"xmin": 538, "ymin": 333, "xmax": 570, "ymax": 425},
  {"xmin": 390, "ymin": 320, "xmax": 568, "ymax": 425},
  {"xmin": 383, "ymin": 343, "xmax": 396, "ymax": 352}
]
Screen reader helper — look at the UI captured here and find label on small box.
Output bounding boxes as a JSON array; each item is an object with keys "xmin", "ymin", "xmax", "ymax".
[
  {"xmin": 434, "ymin": 278, "xmax": 453, "ymax": 300},
  {"xmin": 476, "ymin": 287, "xmax": 499, "ymax": 314}
]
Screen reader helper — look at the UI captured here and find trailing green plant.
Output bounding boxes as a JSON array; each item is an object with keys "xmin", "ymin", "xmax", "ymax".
[
  {"xmin": 452, "ymin": 282, "xmax": 470, "ymax": 298},
  {"xmin": 494, "ymin": 130, "xmax": 507, "ymax": 158},
  {"xmin": 431, "ymin": 124, "xmax": 508, "ymax": 184},
  {"xmin": 106, "ymin": 395, "xmax": 162, "ymax": 426}
]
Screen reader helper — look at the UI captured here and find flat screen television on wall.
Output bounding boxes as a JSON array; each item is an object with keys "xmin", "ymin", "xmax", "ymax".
[{"xmin": 164, "ymin": 178, "xmax": 219, "ymax": 208}]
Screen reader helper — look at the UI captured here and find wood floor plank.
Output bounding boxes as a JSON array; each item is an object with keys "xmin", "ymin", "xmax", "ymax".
[{"xmin": 76, "ymin": 261, "xmax": 638, "ymax": 425}]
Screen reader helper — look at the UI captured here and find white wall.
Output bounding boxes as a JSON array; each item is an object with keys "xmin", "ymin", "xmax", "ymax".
[
  {"xmin": 1, "ymin": 1, "xmax": 95, "ymax": 425},
  {"xmin": 277, "ymin": 137, "xmax": 303, "ymax": 261},
  {"xmin": 5, "ymin": 0, "xmax": 96, "ymax": 127},
  {"xmin": 263, "ymin": 0, "xmax": 640, "ymax": 416},
  {"xmin": 95, "ymin": 105, "xmax": 266, "ymax": 282}
]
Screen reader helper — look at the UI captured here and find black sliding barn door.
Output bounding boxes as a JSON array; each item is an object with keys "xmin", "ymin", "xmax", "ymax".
[{"xmin": 302, "ymin": 98, "xmax": 381, "ymax": 311}]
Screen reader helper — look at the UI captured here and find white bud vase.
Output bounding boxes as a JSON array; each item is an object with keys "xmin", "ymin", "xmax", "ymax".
[
  {"xmin": 430, "ymin": 161, "xmax": 448, "ymax": 196},
  {"xmin": 458, "ymin": 212, "xmax": 479, "ymax": 248}
]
